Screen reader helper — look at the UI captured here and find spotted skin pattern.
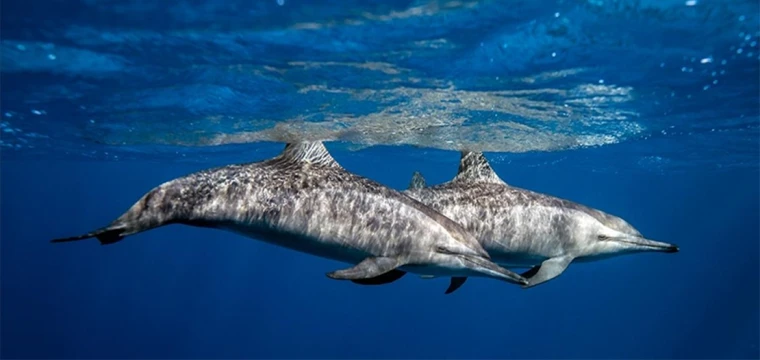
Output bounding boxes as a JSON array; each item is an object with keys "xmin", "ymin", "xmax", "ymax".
[
  {"xmin": 404, "ymin": 151, "xmax": 678, "ymax": 287},
  {"xmin": 51, "ymin": 142, "xmax": 528, "ymax": 288}
]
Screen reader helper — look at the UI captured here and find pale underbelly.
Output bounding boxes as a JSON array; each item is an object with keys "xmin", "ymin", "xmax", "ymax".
[
  {"xmin": 213, "ymin": 222, "xmax": 478, "ymax": 277},
  {"xmin": 221, "ymin": 224, "xmax": 369, "ymax": 265},
  {"xmin": 490, "ymin": 253, "xmax": 549, "ymax": 268},
  {"xmin": 479, "ymin": 235, "xmax": 564, "ymax": 267}
]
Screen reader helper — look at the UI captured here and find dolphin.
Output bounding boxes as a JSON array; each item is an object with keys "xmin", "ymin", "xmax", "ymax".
[
  {"xmin": 403, "ymin": 151, "xmax": 679, "ymax": 288},
  {"xmin": 51, "ymin": 142, "xmax": 528, "ymax": 293}
]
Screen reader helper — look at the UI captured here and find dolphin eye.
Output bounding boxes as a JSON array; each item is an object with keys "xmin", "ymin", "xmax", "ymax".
[{"xmin": 598, "ymin": 235, "xmax": 610, "ymax": 240}]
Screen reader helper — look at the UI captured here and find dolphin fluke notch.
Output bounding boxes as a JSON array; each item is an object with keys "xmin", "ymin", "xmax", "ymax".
[
  {"xmin": 408, "ymin": 171, "xmax": 427, "ymax": 190},
  {"xmin": 453, "ymin": 151, "xmax": 504, "ymax": 184}
]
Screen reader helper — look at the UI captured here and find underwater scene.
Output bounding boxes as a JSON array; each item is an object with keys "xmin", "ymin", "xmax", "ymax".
[{"xmin": 1, "ymin": 0, "xmax": 758, "ymax": 359}]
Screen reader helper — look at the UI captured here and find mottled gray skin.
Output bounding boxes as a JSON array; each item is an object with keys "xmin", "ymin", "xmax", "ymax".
[
  {"xmin": 51, "ymin": 142, "xmax": 527, "ymax": 288},
  {"xmin": 404, "ymin": 151, "xmax": 679, "ymax": 287}
]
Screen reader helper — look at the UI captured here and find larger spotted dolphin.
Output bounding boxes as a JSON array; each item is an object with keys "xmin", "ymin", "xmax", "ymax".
[{"xmin": 51, "ymin": 142, "xmax": 528, "ymax": 293}]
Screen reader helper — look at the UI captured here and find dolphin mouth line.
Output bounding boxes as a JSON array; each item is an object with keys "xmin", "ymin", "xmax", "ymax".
[{"xmin": 610, "ymin": 237, "xmax": 679, "ymax": 253}]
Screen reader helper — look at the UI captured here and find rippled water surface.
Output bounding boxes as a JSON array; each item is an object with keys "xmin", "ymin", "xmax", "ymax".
[{"xmin": 2, "ymin": 0, "xmax": 758, "ymax": 170}]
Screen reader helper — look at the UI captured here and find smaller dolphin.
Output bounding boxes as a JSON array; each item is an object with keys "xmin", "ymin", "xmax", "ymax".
[
  {"xmin": 51, "ymin": 142, "xmax": 528, "ymax": 293},
  {"xmin": 404, "ymin": 151, "xmax": 679, "ymax": 288}
]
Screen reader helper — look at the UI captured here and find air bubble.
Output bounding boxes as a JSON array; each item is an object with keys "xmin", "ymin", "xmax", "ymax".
[
  {"xmin": 277, "ymin": 0, "xmax": 284, "ymax": 5},
  {"xmin": 552, "ymin": 52, "xmax": 556, "ymax": 57},
  {"xmin": 47, "ymin": 54, "xmax": 56, "ymax": 60},
  {"xmin": 713, "ymin": 79, "xmax": 718, "ymax": 85},
  {"xmin": 685, "ymin": 0, "xmax": 696, "ymax": 5},
  {"xmin": 700, "ymin": 57, "xmax": 713, "ymax": 64},
  {"xmin": 554, "ymin": 12, "xmax": 560, "ymax": 17},
  {"xmin": 739, "ymin": 15, "xmax": 746, "ymax": 21},
  {"xmin": 737, "ymin": 48, "xmax": 744, "ymax": 54},
  {"xmin": 598, "ymin": 79, "xmax": 604, "ymax": 84},
  {"xmin": 703, "ymin": 85, "xmax": 710, "ymax": 90},
  {"xmin": 16, "ymin": 44, "xmax": 26, "ymax": 51}
]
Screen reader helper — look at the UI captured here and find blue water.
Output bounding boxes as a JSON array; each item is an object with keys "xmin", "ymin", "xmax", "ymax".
[{"xmin": 1, "ymin": 0, "xmax": 759, "ymax": 359}]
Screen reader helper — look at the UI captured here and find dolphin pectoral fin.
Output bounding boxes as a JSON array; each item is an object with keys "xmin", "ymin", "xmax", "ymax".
[
  {"xmin": 445, "ymin": 277, "xmax": 467, "ymax": 294},
  {"xmin": 326, "ymin": 257, "xmax": 403, "ymax": 280},
  {"xmin": 521, "ymin": 255, "xmax": 574, "ymax": 288},
  {"xmin": 350, "ymin": 270, "xmax": 406, "ymax": 285}
]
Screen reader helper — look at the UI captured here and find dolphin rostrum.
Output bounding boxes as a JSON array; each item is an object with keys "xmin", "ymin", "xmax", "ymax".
[
  {"xmin": 403, "ymin": 151, "xmax": 679, "ymax": 288},
  {"xmin": 51, "ymin": 142, "xmax": 528, "ymax": 293}
]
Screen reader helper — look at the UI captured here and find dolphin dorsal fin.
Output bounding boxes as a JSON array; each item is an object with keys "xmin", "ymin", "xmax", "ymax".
[
  {"xmin": 452, "ymin": 151, "xmax": 505, "ymax": 184},
  {"xmin": 279, "ymin": 141, "xmax": 339, "ymax": 167},
  {"xmin": 408, "ymin": 171, "xmax": 427, "ymax": 190}
]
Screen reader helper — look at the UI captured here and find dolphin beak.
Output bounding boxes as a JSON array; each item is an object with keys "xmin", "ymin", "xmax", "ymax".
[
  {"xmin": 612, "ymin": 235, "xmax": 679, "ymax": 253},
  {"xmin": 463, "ymin": 255, "xmax": 529, "ymax": 285}
]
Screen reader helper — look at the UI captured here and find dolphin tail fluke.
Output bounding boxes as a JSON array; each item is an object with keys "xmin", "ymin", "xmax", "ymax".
[
  {"xmin": 520, "ymin": 255, "xmax": 574, "ymax": 289},
  {"xmin": 408, "ymin": 171, "xmax": 426, "ymax": 190},
  {"xmin": 51, "ymin": 224, "xmax": 128, "ymax": 245}
]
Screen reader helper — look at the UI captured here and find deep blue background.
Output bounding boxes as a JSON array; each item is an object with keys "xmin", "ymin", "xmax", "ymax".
[
  {"xmin": 2, "ymin": 143, "xmax": 758, "ymax": 359},
  {"xmin": 2, "ymin": 0, "xmax": 759, "ymax": 358}
]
